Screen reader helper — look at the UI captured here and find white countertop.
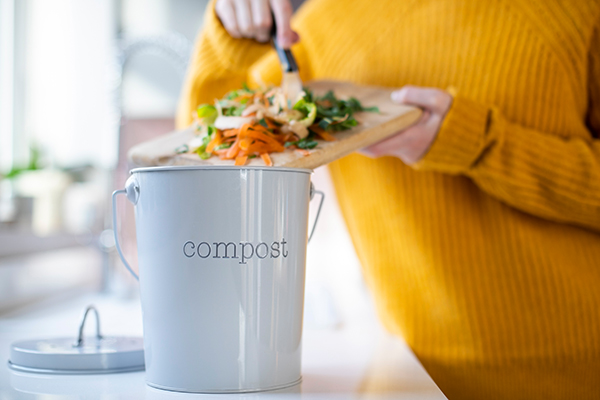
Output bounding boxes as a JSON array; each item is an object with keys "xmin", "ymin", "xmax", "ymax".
[
  {"xmin": 0, "ymin": 291, "xmax": 446, "ymax": 400},
  {"xmin": 0, "ymin": 168, "xmax": 446, "ymax": 399}
]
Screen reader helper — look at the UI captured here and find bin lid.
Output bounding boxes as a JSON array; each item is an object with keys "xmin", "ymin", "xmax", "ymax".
[{"xmin": 8, "ymin": 305, "xmax": 144, "ymax": 374}]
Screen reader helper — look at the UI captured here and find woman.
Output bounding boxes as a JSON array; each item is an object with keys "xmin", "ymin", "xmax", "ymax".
[{"xmin": 176, "ymin": 0, "xmax": 600, "ymax": 398}]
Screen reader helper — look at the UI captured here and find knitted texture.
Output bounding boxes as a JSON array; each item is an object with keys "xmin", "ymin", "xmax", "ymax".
[{"xmin": 177, "ymin": 1, "xmax": 600, "ymax": 398}]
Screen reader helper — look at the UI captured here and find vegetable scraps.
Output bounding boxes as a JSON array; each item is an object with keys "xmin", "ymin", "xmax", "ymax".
[{"xmin": 179, "ymin": 84, "xmax": 378, "ymax": 166}]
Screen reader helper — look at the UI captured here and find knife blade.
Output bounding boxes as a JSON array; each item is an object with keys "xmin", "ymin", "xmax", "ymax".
[{"xmin": 270, "ymin": 13, "xmax": 303, "ymax": 104}]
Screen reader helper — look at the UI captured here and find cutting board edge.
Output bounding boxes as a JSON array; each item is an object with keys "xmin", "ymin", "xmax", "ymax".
[
  {"xmin": 284, "ymin": 107, "xmax": 423, "ymax": 169},
  {"xmin": 127, "ymin": 127, "xmax": 196, "ymax": 167}
]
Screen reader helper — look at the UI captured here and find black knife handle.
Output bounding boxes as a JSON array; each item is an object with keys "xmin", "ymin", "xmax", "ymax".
[{"xmin": 270, "ymin": 12, "xmax": 298, "ymax": 73}]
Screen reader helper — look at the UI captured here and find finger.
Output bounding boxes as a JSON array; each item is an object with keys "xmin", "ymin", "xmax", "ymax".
[
  {"xmin": 360, "ymin": 110, "xmax": 431, "ymax": 158},
  {"xmin": 359, "ymin": 139, "xmax": 388, "ymax": 158},
  {"xmin": 216, "ymin": 0, "xmax": 242, "ymax": 38},
  {"xmin": 270, "ymin": 0, "xmax": 297, "ymax": 48},
  {"xmin": 289, "ymin": 30, "xmax": 300, "ymax": 43},
  {"xmin": 358, "ymin": 147, "xmax": 379, "ymax": 158},
  {"xmin": 391, "ymin": 86, "xmax": 450, "ymax": 114},
  {"xmin": 234, "ymin": 0, "xmax": 254, "ymax": 37},
  {"xmin": 361, "ymin": 132, "xmax": 406, "ymax": 158},
  {"xmin": 361, "ymin": 128, "xmax": 410, "ymax": 158},
  {"xmin": 252, "ymin": 0, "xmax": 271, "ymax": 42}
]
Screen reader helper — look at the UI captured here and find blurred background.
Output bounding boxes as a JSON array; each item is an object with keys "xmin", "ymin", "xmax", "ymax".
[{"xmin": 0, "ymin": 0, "xmax": 373, "ymax": 328}]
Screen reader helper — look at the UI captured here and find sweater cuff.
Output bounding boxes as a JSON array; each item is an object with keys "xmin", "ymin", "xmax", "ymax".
[
  {"xmin": 413, "ymin": 96, "xmax": 491, "ymax": 174},
  {"xmin": 203, "ymin": 0, "xmax": 271, "ymax": 72}
]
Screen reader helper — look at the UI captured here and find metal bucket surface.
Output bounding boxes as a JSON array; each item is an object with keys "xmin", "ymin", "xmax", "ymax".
[{"xmin": 112, "ymin": 166, "xmax": 323, "ymax": 393}]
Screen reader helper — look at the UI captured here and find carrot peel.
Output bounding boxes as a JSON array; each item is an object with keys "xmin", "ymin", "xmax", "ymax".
[
  {"xmin": 260, "ymin": 153, "xmax": 273, "ymax": 166},
  {"xmin": 234, "ymin": 155, "xmax": 248, "ymax": 166}
]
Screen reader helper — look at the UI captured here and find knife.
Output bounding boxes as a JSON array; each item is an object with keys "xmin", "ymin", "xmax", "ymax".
[{"xmin": 270, "ymin": 13, "xmax": 303, "ymax": 105}]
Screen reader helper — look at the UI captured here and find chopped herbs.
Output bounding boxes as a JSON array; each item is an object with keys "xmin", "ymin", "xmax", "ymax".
[
  {"xmin": 175, "ymin": 144, "xmax": 189, "ymax": 154},
  {"xmin": 180, "ymin": 83, "xmax": 378, "ymax": 166},
  {"xmin": 295, "ymin": 139, "xmax": 319, "ymax": 149},
  {"xmin": 196, "ymin": 104, "xmax": 217, "ymax": 125},
  {"xmin": 285, "ymin": 132, "xmax": 319, "ymax": 150},
  {"xmin": 197, "ymin": 151, "xmax": 212, "ymax": 159},
  {"xmin": 214, "ymin": 142, "xmax": 233, "ymax": 150}
]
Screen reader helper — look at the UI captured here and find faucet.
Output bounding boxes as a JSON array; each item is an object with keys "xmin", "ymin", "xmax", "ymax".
[{"xmin": 101, "ymin": 32, "xmax": 192, "ymax": 292}]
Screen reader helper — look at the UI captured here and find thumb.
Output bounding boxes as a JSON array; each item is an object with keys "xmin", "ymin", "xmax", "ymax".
[
  {"xmin": 391, "ymin": 86, "xmax": 450, "ymax": 114},
  {"xmin": 270, "ymin": 0, "xmax": 299, "ymax": 48}
]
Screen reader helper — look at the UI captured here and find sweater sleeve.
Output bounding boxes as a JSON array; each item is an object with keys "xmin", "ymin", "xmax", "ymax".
[
  {"xmin": 414, "ymin": 88, "xmax": 600, "ymax": 233},
  {"xmin": 414, "ymin": 16, "xmax": 600, "ymax": 233},
  {"xmin": 588, "ymin": 18, "xmax": 600, "ymax": 138},
  {"xmin": 176, "ymin": 0, "xmax": 271, "ymax": 128}
]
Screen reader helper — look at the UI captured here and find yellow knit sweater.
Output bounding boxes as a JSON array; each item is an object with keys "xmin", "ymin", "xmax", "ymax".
[{"xmin": 177, "ymin": 1, "xmax": 600, "ymax": 398}]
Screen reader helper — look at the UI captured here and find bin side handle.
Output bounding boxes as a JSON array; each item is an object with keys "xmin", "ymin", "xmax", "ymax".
[
  {"xmin": 308, "ymin": 189, "xmax": 325, "ymax": 243},
  {"xmin": 112, "ymin": 189, "xmax": 139, "ymax": 281}
]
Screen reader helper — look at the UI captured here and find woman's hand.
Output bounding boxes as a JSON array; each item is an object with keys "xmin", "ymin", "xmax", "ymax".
[
  {"xmin": 361, "ymin": 86, "xmax": 453, "ymax": 165},
  {"xmin": 215, "ymin": 0, "xmax": 299, "ymax": 48}
]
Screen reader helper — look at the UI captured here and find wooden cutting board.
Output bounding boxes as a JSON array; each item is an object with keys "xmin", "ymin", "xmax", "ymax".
[{"xmin": 128, "ymin": 80, "xmax": 422, "ymax": 169}]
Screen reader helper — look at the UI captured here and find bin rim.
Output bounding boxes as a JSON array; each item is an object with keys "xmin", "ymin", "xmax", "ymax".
[{"xmin": 130, "ymin": 165, "xmax": 313, "ymax": 175}]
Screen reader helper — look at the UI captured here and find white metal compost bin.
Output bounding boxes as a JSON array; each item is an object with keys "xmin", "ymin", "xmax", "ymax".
[{"xmin": 112, "ymin": 166, "xmax": 324, "ymax": 393}]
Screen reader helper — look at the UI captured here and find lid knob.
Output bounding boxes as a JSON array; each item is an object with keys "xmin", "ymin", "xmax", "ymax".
[{"xmin": 73, "ymin": 305, "xmax": 102, "ymax": 347}]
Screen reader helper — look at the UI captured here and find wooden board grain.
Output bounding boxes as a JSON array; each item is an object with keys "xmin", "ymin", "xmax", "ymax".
[{"xmin": 128, "ymin": 80, "xmax": 422, "ymax": 169}]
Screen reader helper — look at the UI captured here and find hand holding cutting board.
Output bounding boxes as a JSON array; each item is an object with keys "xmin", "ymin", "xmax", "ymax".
[{"xmin": 361, "ymin": 85, "xmax": 453, "ymax": 165}]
